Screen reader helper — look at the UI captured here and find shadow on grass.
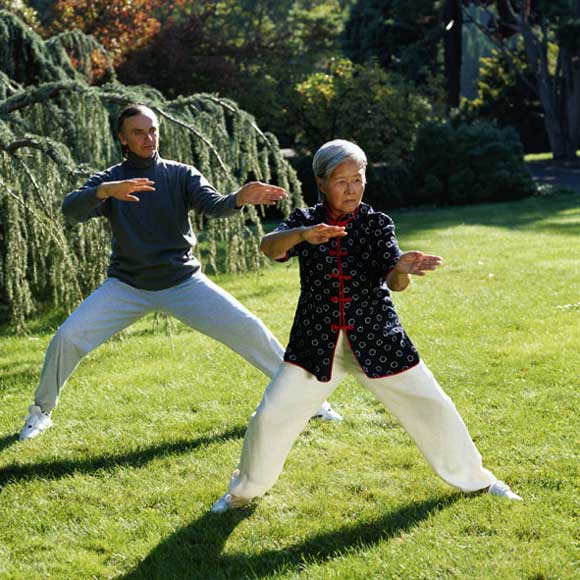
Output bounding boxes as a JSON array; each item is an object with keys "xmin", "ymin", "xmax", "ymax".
[
  {"xmin": 0, "ymin": 426, "xmax": 246, "ymax": 488},
  {"xmin": 119, "ymin": 494, "xmax": 459, "ymax": 579},
  {"xmin": 0, "ymin": 434, "xmax": 19, "ymax": 453}
]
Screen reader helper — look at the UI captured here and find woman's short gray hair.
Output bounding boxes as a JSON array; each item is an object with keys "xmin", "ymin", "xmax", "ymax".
[{"xmin": 312, "ymin": 139, "xmax": 367, "ymax": 181}]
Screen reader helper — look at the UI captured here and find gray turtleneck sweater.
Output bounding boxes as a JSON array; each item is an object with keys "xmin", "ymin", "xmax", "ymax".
[{"xmin": 62, "ymin": 152, "xmax": 239, "ymax": 290}]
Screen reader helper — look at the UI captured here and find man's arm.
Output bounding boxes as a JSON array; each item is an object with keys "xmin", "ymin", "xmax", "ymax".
[
  {"xmin": 235, "ymin": 181, "xmax": 287, "ymax": 208},
  {"xmin": 95, "ymin": 179, "xmax": 155, "ymax": 202},
  {"xmin": 62, "ymin": 170, "xmax": 156, "ymax": 222},
  {"xmin": 187, "ymin": 168, "xmax": 287, "ymax": 217}
]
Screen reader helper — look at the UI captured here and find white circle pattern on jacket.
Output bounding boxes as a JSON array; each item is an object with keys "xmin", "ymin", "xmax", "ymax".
[{"xmin": 275, "ymin": 202, "xmax": 420, "ymax": 382}]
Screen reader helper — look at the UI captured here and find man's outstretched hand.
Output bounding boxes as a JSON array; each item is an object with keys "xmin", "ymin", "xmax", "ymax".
[
  {"xmin": 235, "ymin": 182, "xmax": 288, "ymax": 207},
  {"xmin": 96, "ymin": 178, "xmax": 156, "ymax": 202}
]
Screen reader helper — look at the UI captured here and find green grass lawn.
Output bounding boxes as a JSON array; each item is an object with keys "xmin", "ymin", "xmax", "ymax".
[{"xmin": 1, "ymin": 194, "xmax": 579, "ymax": 579}]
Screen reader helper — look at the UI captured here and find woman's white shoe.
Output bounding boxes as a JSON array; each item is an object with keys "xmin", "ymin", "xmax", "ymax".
[{"xmin": 488, "ymin": 480, "xmax": 523, "ymax": 501}]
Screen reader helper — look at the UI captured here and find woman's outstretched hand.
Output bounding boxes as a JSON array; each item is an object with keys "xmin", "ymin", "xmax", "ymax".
[
  {"xmin": 302, "ymin": 223, "xmax": 347, "ymax": 244},
  {"xmin": 394, "ymin": 251, "xmax": 443, "ymax": 276}
]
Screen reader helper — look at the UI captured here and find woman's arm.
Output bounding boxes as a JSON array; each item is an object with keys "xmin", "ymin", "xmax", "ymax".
[
  {"xmin": 261, "ymin": 224, "xmax": 347, "ymax": 260},
  {"xmin": 386, "ymin": 251, "xmax": 443, "ymax": 291}
]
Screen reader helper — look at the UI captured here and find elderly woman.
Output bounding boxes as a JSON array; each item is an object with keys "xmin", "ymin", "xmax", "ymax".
[{"xmin": 212, "ymin": 140, "xmax": 521, "ymax": 512}]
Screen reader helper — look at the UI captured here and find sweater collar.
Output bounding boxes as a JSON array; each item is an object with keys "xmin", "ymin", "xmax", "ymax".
[{"xmin": 124, "ymin": 150, "xmax": 160, "ymax": 169}]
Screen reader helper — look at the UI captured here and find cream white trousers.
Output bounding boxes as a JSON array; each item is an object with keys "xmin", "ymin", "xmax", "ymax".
[
  {"xmin": 229, "ymin": 331, "xmax": 496, "ymax": 497},
  {"xmin": 34, "ymin": 273, "xmax": 285, "ymax": 412}
]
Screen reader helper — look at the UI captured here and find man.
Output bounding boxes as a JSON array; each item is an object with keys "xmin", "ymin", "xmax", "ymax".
[{"xmin": 19, "ymin": 104, "xmax": 341, "ymax": 441}]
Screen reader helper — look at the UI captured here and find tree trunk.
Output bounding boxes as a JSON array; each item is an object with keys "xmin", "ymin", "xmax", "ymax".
[
  {"xmin": 522, "ymin": 18, "xmax": 577, "ymax": 161},
  {"xmin": 444, "ymin": 0, "xmax": 463, "ymax": 108},
  {"xmin": 539, "ymin": 86, "xmax": 576, "ymax": 160},
  {"xmin": 559, "ymin": 47, "xmax": 580, "ymax": 158},
  {"xmin": 570, "ymin": 0, "xmax": 580, "ymax": 150}
]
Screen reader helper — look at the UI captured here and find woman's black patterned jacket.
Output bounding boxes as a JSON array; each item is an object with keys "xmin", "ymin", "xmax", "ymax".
[{"xmin": 276, "ymin": 202, "xmax": 420, "ymax": 382}]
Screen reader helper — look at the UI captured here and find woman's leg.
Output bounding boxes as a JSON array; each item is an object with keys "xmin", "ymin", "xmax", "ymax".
[
  {"xmin": 220, "ymin": 332, "xmax": 354, "ymax": 506},
  {"xmin": 359, "ymin": 361, "xmax": 495, "ymax": 493},
  {"xmin": 227, "ymin": 361, "xmax": 347, "ymax": 501}
]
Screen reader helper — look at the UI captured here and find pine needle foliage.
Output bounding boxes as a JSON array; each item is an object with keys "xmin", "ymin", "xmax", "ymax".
[{"xmin": 0, "ymin": 11, "xmax": 303, "ymax": 333}]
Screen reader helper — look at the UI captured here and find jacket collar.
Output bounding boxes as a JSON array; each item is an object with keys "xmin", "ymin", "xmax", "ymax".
[{"xmin": 321, "ymin": 199, "xmax": 362, "ymax": 226}]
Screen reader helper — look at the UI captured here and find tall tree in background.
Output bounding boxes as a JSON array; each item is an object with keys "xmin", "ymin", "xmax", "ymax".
[
  {"xmin": 117, "ymin": 0, "xmax": 351, "ymax": 145},
  {"xmin": 48, "ymin": 0, "xmax": 162, "ymax": 64},
  {"xmin": 456, "ymin": 1, "xmax": 580, "ymax": 160},
  {"xmin": 31, "ymin": 1, "xmax": 352, "ymax": 146},
  {"xmin": 344, "ymin": 0, "xmax": 445, "ymax": 95},
  {"xmin": 444, "ymin": 0, "xmax": 463, "ymax": 107}
]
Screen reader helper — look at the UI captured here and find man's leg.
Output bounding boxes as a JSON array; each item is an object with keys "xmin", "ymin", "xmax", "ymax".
[
  {"xmin": 359, "ymin": 361, "xmax": 496, "ymax": 493},
  {"xmin": 21, "ymin": 278, "xmax": 150, "ymax": 440},
  {"xmin": 160, "ymin": 272, "xmax": 342, "ymax": 420},
  {"xmin": 161, "ymin": 272, "xmax": 284, "ymax": 376}
]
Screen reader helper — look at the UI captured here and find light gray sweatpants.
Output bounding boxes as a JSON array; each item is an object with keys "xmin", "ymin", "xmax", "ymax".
[
  {"xmin": 35, "ymin": 273, "xmax": 285, "ymax": 412},
  {"xmin": 228, "ymin": 331, "xmax": 496, "ymax": 497}
]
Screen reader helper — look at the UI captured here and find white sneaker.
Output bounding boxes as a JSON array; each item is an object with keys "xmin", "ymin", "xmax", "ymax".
[
  {"xmin": 488, "ymin": 480, "xmax": 523, "ymax": 501},
  {"xmin": 210, "ymin": 493, "xmax": 250, "ymax": 514},
  {"xmin": 311, "ymin": 400, "xmax": 343, "ymax": 422},
  {"xmin": 19, "ymin": 405, "xmax": 52, "ymax": 441}
]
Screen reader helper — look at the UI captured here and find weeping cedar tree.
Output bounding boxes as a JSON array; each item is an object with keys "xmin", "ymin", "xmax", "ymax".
[
  {"xmin": 0, "ymin": 11, "xmax": 303, "ymax": 333},
  {"xmin": 444, "ymin": 0, "xmax": 580, "ymax": 161}
]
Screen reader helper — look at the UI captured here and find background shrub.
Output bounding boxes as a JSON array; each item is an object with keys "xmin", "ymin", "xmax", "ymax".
[
  {"xmin": 363, "ymin": 161, "xmax": 416, "ymax": 211},
  {"xmin": 413, "ymin": 121, "xmax": 536, "ymax": 206},
  {"xmin": 290, "ymin": 121, "xmax": 536, "ymax": 214},
  {"xmin": 292, "ymin": 59, "xmax": 430, "ymax": 162}
]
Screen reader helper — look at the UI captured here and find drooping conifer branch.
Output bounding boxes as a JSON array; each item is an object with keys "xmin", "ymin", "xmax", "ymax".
[
  {"xmin": 205, "ymin": 94, "xmax": 271, "ymax": 145},
  {"xmin": 0, "ymin": 12, "xmax": 302, "ymax": 333},
  {"xmin": 0, "ymin": 81, "xmax": 90, "ymax": 116}
]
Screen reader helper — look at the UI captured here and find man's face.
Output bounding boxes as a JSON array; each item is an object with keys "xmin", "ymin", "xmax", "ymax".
[{"xmin": 119, "ymin": 111, "xmax": 159, "ymax": 158}]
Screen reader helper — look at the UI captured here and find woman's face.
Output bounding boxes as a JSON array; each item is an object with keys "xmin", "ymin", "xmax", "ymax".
[{"xmin": 317, "ymin": 159, "xmax": 366, "ymax": 218}]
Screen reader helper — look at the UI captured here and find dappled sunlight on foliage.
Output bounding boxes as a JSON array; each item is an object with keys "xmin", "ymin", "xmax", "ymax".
[{"xmin": 294, "ymin": 58, "xmax": 430, "ymax": 160}]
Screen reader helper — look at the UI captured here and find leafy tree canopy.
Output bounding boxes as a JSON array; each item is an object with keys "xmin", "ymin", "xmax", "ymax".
[
  {"xmin": 462, "ymin": 0, "xmax": 580, "ymax": 159},
  {"xmin": 292, "ymin": 58, "xmax": 431, "ymax": 160}
]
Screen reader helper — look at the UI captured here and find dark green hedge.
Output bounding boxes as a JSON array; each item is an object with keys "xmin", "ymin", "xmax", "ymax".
[
  {"xmin": 289, "ymin": 121, "xmax": 536, "ymax": 213},
  {"xmin": 412, "ymin": 121, "xmax": 536, "ymax": 206}
]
